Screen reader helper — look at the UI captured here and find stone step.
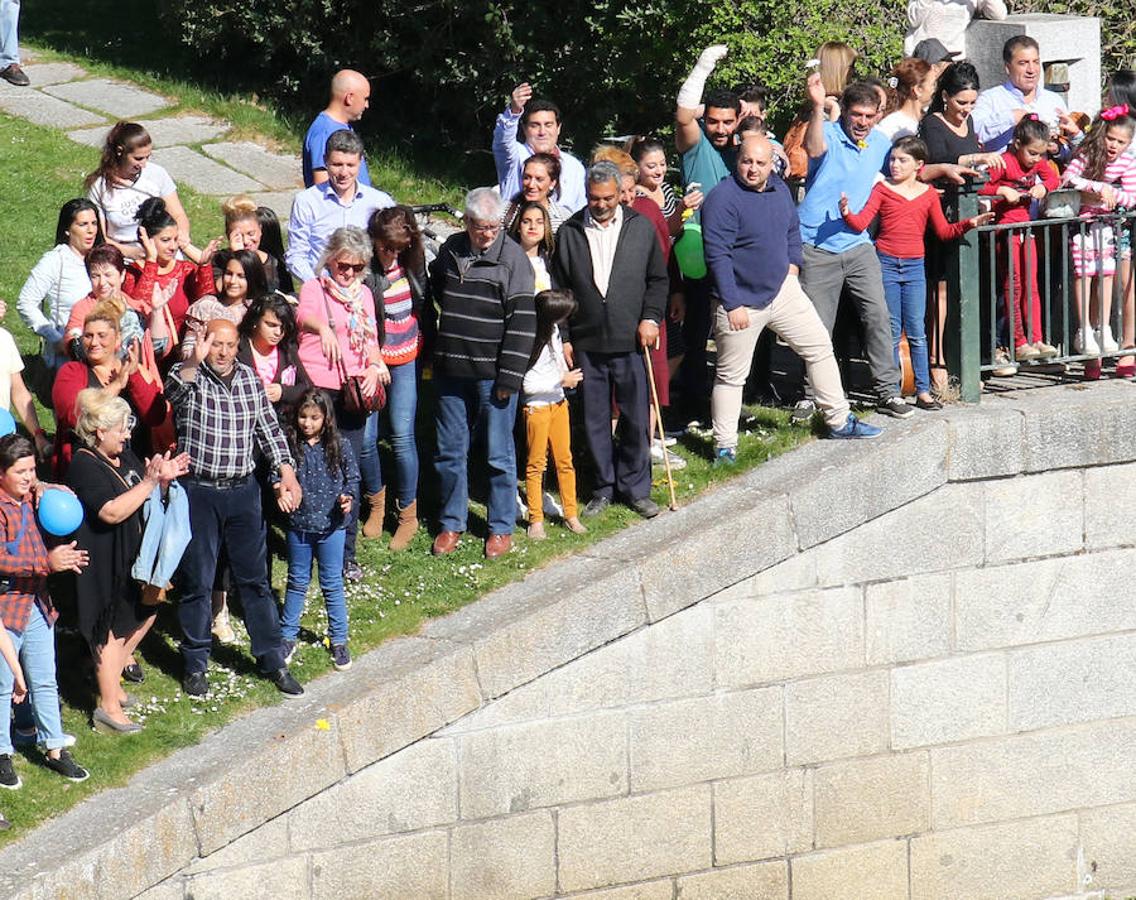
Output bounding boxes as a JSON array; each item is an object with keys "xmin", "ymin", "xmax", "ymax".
[
  {"xmin": 201, "ymin": 141, "xmax": 302, "ymax": 191},
  {"xmin": 44, "ymin": 78, "xmax": 170, "ymax": 119},
  {"xmin": 19, "ymin": 62, "xmax": 88, "ymax": 86},
  {"xmin": 152, "ymin": 145, "xmax": 264, "ymax": 195},
  {"xmin": 0, "ymin": 86, "xmax": 104, "ymax": 128},
  {"xmin": 67, "ymin": 115, "xmax": 230, "ymax": 149},
  {"xmin": 248, "ymin": 191, "xmax": 296, "ymax": 226}
]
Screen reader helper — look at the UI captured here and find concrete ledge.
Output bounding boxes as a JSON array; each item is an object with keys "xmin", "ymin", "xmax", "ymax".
[{"xmin": 8, "ymin": 384, "xmax": 1136, "ymax": 898}]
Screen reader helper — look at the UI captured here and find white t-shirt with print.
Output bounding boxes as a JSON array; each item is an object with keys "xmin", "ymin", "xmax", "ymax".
[
  {"xmin": 0, "ymin": 328, "xmax": 25, "ymax": 413},
  {"xmin": 87, "ymin": 162, "xmax": 178, "ymax": 247}
]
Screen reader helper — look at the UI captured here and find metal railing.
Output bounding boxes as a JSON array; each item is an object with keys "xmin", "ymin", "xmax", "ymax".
[{"xmin": 945, "ymin": 180, "xmax": 1136, "ymax": 401}]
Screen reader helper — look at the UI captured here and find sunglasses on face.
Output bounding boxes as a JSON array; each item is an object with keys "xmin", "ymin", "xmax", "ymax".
[{"xmin": 334, "ymin": 261, "xmax": 367, "ymax": 274}]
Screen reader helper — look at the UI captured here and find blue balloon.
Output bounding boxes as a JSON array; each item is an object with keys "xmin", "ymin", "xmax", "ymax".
[
  {"xmin": 38, "ymin": 489, "xmax": 84, "ymax": 537},
  {"xmin": 0, "ymin": 409, "xmax": 15, "ymax": 437}
]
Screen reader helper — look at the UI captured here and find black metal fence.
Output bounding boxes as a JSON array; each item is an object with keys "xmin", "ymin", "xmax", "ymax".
[{"xmin": 945, "ymin": 181, "xmax": 1136, "ymax": 401}]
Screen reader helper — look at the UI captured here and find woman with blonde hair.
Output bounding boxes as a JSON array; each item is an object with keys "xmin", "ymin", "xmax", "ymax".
[
  {"xmin": 68, "ymin": 388, "xmax": 188, "ymax": 732},
  {"xmin": 221, "ymin": 194, "xmax": 293, "ymax": 294},
  {"xmin": 782, "ymin": 41, "xmax": 859, "ymax": 179}
]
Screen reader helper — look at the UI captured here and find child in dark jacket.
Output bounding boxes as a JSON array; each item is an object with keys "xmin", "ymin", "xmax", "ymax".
[{"xmin": 281, "ymin": 390, "xmax": 359, "ymax": 672}]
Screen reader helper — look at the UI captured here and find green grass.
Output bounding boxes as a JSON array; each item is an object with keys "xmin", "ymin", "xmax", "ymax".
[{"xmin": 0, "ymin": 40, "xmax": 814, "ymax": 840}]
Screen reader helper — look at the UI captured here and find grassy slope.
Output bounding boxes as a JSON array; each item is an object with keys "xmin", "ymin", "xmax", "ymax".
[{"xmin": 0, "ymin": 19, "xmax": 812, "ymax": 839}]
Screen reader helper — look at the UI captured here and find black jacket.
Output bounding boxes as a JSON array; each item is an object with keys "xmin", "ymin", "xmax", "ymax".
[
  {"xmin": 363, "ymin": 260, "xmax": 437, "ymax": 359},
  {"xmin": 236, "ymin": 337, "xmax": 312, "ymax": 412},
  {"xmin": 553, "ymin": 207, "xmax": 669, "ymax": 354}
]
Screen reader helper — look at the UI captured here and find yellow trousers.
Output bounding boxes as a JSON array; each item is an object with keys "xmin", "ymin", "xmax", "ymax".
[{"xmin": 524, "ymin": 399, "xmax": 578, "ymax": 522}]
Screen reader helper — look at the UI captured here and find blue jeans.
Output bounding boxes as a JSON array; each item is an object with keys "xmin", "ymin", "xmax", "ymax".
[
  {"xmin": 359, "ymin": 361, "xmax": 419, "ymax": 507},
  {"xmin": 0, "ymin": 0, "xmax": 19, "ymax": 68},
  {"xmin": 434, "ymin": 375, "xmax": 518, "ymax": 535},
  {"xmin": 879, "ymin": 252, "xmax": 930, "ymax": 395},
  {"xmin": 178, "ymin": 477, "xmax": 285, "ymax": 675},
  {"xmin": 132, "ymin": 482, "xmax": 192, "ymax": 588},
  {"xmin": 283, "ymin": 529, "xmax": 348, "ymax": 645},
  {"xmin": 0, "ymin": 605, "xmax": 64, "ymax": 755},
  {"xmin": 330, "ymin": 397, "xmax": 367, "ymax": 564}
]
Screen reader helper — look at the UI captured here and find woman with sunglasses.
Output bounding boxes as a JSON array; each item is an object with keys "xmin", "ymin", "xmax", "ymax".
[{"xmin": 295, "ymin": 226, "xmax": 383, "ymax": 581}]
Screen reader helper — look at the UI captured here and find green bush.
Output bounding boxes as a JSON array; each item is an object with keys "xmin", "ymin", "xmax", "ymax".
[
  {"xmin": 160, "ymin": 0, "xmax": 905, "ymax": 174},
  {"xmin": 1016, "ymin": 0, "xmax": 1136, "ymax": 83}
]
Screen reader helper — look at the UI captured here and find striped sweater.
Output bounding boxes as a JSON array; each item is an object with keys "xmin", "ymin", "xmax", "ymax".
[{"xmin": 429, "ymin": 232, "xmax": 536, "ymax": 393}]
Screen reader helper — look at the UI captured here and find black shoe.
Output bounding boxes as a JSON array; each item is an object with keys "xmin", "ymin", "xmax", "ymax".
[
  {"xmin": 282, "ymin": 639, "xmax": 296, "ymax": 665},
  {"xmin": 331, "ymin": 644, "xmax": 352, "ymax": 671},
  {"xmin": 44, "ymin": 749, "xmax": 89, "ymax": 782},
  {"xmin": 269, "ymin": 667, "xmax": 304, "ymax": 698},
  {"xmin": 0, "ymin": 64, "xmax": 30, "ymax": 87},
  {"xmin": 122, "ymin": 662, "xmax": 145, "ymax": 683},
  {"xmin": 877, "ymin": 396, "xmax": 914, "ymax": 419},
  {"xmin": 0, "ymin": 754, "xmax": 20, "ymax": 790},
  {"xmin": 583, "ymin": 496, "xmax": 611, "ymax": 517},
  {"xmin": 182, "ymin": 671, "xmax": 209, "ymax": 698},
  {"xmin": 342, "ymin": 560, "xmax": 364, "ymax": 582},
  {"xmin": 629, "ymin": 497, "xmax": 660, "ymax": 519}
]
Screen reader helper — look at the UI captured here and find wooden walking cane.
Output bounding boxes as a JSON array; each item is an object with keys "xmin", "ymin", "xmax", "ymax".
[{"xmin": 642, "ymin": 341, "xmax": 678, "ymax": 511}]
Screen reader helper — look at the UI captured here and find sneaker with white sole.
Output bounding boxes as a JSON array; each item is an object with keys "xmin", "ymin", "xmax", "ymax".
[
  {"xmin": 651, "ymin": 445, "xmax": 687, "ymax": 470},
  {"xmin": 212, "ymin": 607, "xmax": 236, "ymax": 644},
  {"xmin": 0, "ymin": 754, "xmax": 20, "ymax": 790},
  {"xmin": 1074, "ymin": 328, "xmax": 1101, "ymax": 355},
  {"xmin": 877, "ymin": 396, "xmax": 914, "ymax": 418},
  {"xmin": 829, "ymin": 414, "xmax": 883, "ymax": 440},
  {"xmin": 1033, "ymin": 341, "xmax": 1059, "ymax": 359},
  {"xmin": 1101, "ymin": 325, "xmax": 1120, "ymax": 353},
  {"xmin": 992, "ymin": 347, "xmax": 1019, "ymax": 377},
  {"xmin": 1015, "ymin": 343, "xmax": 1041, "ymax": 361},
  {"xmin": 789, "ymin": 399, "xmax": 816, "ymax": 425},
  {"xmin": 44, "ymin": 749, "xmax": 88, "ymax": 783},
  {"xmin": 331, "ymin": 644, "xmax": 352, "ymax": 671}
]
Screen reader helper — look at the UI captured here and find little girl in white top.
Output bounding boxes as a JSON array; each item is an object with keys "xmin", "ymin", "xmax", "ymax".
[{"xmin": 522, "ymin": 289, "xmax": 587, "ymax": 540}]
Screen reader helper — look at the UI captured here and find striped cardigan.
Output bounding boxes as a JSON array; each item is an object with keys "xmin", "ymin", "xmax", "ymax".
[{"xmin": 428, "ymin": 231, "xmax": 536, "ymax": 393}]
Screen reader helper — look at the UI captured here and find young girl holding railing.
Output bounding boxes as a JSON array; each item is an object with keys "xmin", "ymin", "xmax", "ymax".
[
  {"xmin": 979, "ymin": 116, "xmax": 1060, "ymax": 361},
  {"xmin": 841, "ymin": 135, "xmax": 992, "ymax": 409},
  {"xmin": 1061, "ymin": 105, "xmax": 1136, "ymax": 360}
]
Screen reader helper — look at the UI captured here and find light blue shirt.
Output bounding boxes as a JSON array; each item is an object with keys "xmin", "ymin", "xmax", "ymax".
[
  {"xmin": 492, "ymin": 106, "xmax": 587, "ymax": 213},
  {"xmin": 285, "ymin": 181, "xmax": 395, "ymax": 283},
  {"xmin": 798, "ymin": 120, "xmax": 890, "ymax": 253},
  {"xmin": 972, "ymin": 81, "xmax": 1068, "ymax": 153}
]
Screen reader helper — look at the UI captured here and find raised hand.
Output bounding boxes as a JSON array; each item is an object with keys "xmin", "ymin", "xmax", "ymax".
[
  {"xmin": 807, "ymin": 72, "xmax": 827, "ymax": 111},
  {"xmin": 510, "ymin": 82, "xmax": 533, "ymax": 115},
  {"xmin": 139, "ymin": 225, "xmax": 158, "ymax": 262}
]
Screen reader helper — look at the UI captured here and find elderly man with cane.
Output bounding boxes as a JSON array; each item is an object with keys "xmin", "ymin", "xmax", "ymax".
[{"xmin": 554, "ymin": 161, "xmax": 670, "ymax": 518}]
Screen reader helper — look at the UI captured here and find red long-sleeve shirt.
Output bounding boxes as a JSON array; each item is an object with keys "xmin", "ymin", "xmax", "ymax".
[
  {"xmin": 842, "ymin": 182, "xmax": 972, "ymax": 259},
  {"xmin": 978, "ymin": 151, "xmax": 1060, "ymax": 224},
  {"xmin": 125, "ymin": 260, "xmax": 214, "ymax": 340}
]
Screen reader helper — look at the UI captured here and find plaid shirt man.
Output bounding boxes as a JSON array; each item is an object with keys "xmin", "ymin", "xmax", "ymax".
[
  {"xmin": 0, "ymin": 492, "xmax": 55, "ymax": 634},
  {"xmin": 166, "ymin": 360, "xmax": 293, "ymax": 481}
]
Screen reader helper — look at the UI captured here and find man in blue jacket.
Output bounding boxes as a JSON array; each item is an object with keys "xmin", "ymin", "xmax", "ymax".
[{"xmin": 702, "ymin": 134, "xmax": 882, "ymax": 463}]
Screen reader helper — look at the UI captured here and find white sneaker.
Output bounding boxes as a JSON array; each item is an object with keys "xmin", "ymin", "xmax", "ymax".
[
  {"xmin": 1100, "ymin": 325, "xmax": 1119, "ymax": 353},
  {"xmin": 212, "ymin": 607, "xmax": 237, "ymax": 644},
  {"xmin": 652, "ymin": 448, "xmax": 688, "ymax": 470},
  {"xmin": 1074, "ymin": 328, "xmax": 1101, "ymax": 355},
  {"xmin": 992, "ymin": 347, "xmax": 1018, "ymax": 377}
]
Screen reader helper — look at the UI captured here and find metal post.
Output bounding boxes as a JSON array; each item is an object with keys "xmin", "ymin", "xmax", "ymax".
[{"xmin": 946, "ymin": 181, "xmax": 983, "ymax": 402}]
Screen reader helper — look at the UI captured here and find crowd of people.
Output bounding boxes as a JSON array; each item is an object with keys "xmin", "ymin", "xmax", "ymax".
[{"xmin": 0, "ymin": 11, "xmax": 1132, "ymax": 818}]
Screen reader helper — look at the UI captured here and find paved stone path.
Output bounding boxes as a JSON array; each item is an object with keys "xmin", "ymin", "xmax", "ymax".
[{"xmin": 0, "ymin": 56, "xmax": 304, "ymax": 201}]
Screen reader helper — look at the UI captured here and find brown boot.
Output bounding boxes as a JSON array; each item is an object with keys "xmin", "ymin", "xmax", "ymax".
[
  {"xmin": 362, "ymin": 489, "xmax": 386, "ymax": 538},
  {"xmin": 389, "ymin": 499, "xmax": 419, "ymax": 552}
]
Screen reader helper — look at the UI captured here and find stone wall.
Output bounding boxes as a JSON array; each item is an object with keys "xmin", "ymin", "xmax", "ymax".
[{"xmin": 5, "ymin": 382, "xmax": 1136, "ymax": 899}]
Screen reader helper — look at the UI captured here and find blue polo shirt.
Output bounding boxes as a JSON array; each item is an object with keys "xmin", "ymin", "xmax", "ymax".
[{"xmin": 798, "ymin": 121, "xmax": 890, "ymax": 253}]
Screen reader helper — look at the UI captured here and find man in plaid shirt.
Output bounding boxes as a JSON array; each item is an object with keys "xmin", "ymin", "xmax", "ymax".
[{"xmin": 166, "ymin": 320, "xmax": 305, "ymax": 699}]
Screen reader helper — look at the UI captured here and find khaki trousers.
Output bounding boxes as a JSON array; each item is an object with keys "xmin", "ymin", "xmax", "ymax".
[{"xmin": 712, "ymin": 273, "xmax": 850, "ymax": 449}]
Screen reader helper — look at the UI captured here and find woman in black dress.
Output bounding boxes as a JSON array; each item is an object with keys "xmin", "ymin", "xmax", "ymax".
[
  {"xmin": 919, "ymin": 62, "xmax": 1006, "ymax": 391},
  {"xmin": 68, "ymin": 388, "xmax": 188, "ymax": 733}
]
